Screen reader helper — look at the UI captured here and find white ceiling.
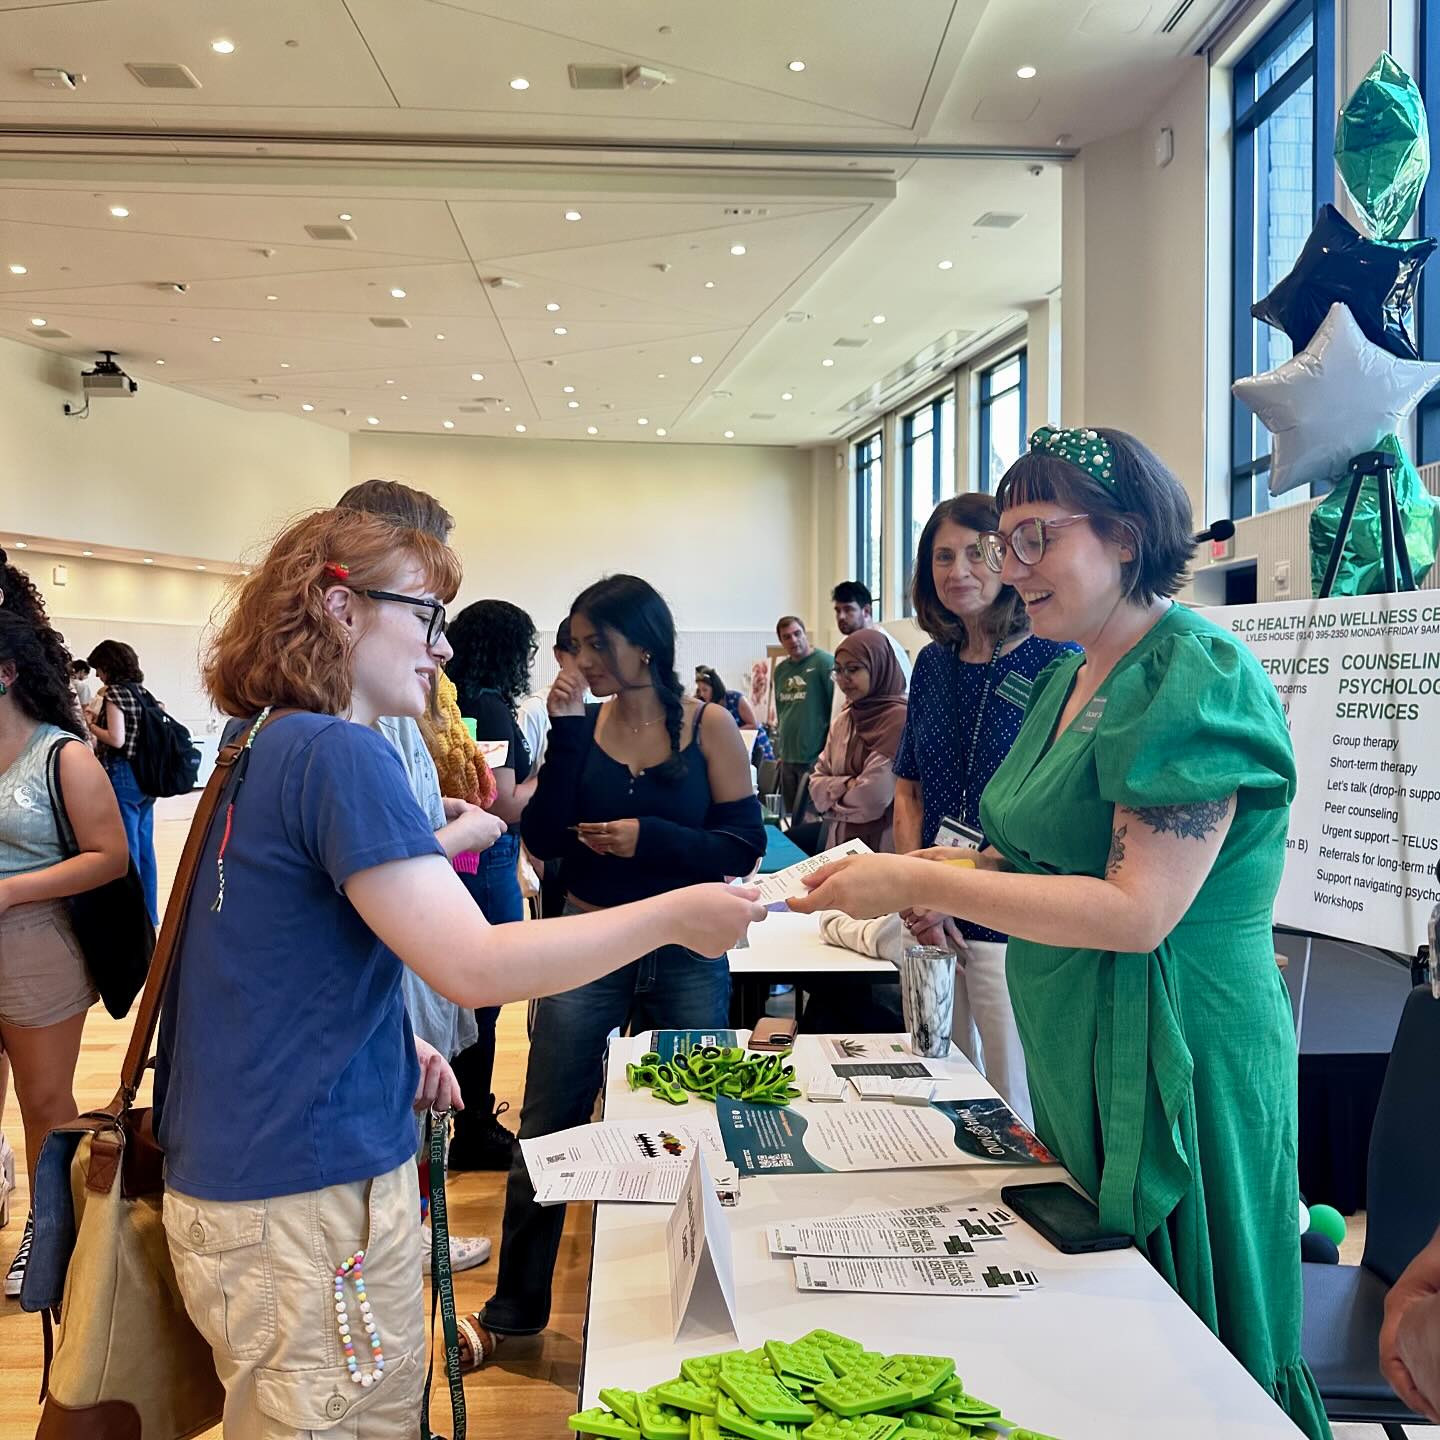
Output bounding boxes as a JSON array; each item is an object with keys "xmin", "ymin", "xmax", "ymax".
[{"xmin": 0, "ymin": 0, "xmax": 1224, "ymax": 446}]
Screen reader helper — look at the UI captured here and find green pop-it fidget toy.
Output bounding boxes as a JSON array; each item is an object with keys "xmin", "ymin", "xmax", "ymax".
[
  {"xmin": 878, "ymin": 1356, "xmax": 955, "ymax": 1405},
  {"xmin": 812, "ymin": 1369, "xmax": 914, "ymax": 1418},
  {"xmin": 600, "ymin": 1390, "xmax": 642, "ymax": 1427},
  {"xmin": 636, "ymin": 1391, "xmax": 690, "ymax": 1440},
  {"xmin": 655, "ymin": 1379, "xmax": 720, "ymax": 1416},
  {"xmin": 570, "ymin": 1407, "xmax": 640, "ymax": 1440},
  {"xmin": 681, "ymin": 1352, "xmax": 747, "ymax": 1387},
  {"xmin": 715, "ymin": 1395, "xmax": 800, "ymax": 1440},
  {"xmin": 765, "ymin": 1338, "xmax": 835, "ymax": 1385},
  {"xmin": 800, "ymin": 1409, "xmax": 905, "ymax": 1440},
  {"xmin": 718, "ymin": 1372, "xmax": 814, "ymax": 1426}
]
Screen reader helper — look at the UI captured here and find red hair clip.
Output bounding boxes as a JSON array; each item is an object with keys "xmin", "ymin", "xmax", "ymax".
[{"xmin": 323, "ymin": 562, "xmax": 351, "ymax": 581}]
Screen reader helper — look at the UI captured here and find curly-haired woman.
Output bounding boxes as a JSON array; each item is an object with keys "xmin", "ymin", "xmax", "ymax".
[
  {"xmin": 152, "ymin": 508, "xmax": 761, "ymax": 1436},
  {"xmin": 442, "ymin": 598, "xmax": 540, "ymax": 1171},
  {"xmin": 0, "ymin": 610, "xmax": 129, "ymax": 1297}
]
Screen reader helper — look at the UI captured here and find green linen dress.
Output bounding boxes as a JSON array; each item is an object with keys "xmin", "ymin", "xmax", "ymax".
[{"xmin": 979, "ymin": 604, "xmax": 1330, "ymax": 1440}]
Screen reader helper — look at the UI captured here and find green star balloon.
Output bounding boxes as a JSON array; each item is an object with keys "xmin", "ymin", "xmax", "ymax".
[{"xmin": 1335, "ymin": 53, "xmax": 1430, "ymax": 240}]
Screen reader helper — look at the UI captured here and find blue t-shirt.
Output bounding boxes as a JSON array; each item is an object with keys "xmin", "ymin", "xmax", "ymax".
[
  {"xmin": 893, "ymin": 635, "xmax": 1077, "ymax": 942},
  {"xmin": 155, "ymin": 713, "xmax": 443, "ymax": 1201}
]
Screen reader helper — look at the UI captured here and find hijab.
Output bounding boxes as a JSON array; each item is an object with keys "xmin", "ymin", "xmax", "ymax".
[{"xmin": 835, "ymin": 628, "xmax": 908, "ymax": 772}]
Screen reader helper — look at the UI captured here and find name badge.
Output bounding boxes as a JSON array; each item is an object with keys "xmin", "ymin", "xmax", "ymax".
[
  {"xmin": 1076, "ymin": 696, "xmax": 1108, "ymax": 734},
  {"xmin": 994, "ymin": 672, "xmax": 1033, "ymax": 711},
  {"xmin": 934, "ymin": 815, "xmax": 985, "ymax": 848}
]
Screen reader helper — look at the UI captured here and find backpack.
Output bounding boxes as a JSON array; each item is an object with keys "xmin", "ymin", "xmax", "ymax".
[{"xmin": 128, "ymin": 687, "xmax": 201, "ymax": 797}]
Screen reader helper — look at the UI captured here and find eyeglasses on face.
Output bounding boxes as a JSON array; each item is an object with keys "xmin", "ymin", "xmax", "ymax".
[
  {"xmin": 978, "ymin": 514, "xmax": 1091, "ymax": 573},
  {"xmin": 831, "ymin": 663, "xmax": 869, "ymax": 680},
  {"xmin": 355, "ymin": 588, "xmax": 447, "ymax": 646}
]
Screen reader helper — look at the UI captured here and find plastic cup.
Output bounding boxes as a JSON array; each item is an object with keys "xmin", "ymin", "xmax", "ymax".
[{"xmin": 901, "ymin": 946, "xmax": 956, "ymax": 1058}]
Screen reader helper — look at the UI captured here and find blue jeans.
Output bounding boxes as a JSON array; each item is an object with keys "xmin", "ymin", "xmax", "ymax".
[
  {"xmin": 451, "ymin": 834, "xmax": 522, "ymax": 1111},
  {"xmin": 479, "ymin": 912, "xmax": 731, "ymax": 1334},
  {"xmin": 108, "ymin": 757, "xmax": 158, "ymax": 925}
]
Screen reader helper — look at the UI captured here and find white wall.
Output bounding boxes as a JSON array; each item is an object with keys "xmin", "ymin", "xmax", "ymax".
[
  {"xmin": 0, "ymin": 335, "xmax": 349, "ymax": 560},
  {"xmin": 349, "ymin": 432, "xmax": 816, "ymax": 634}
]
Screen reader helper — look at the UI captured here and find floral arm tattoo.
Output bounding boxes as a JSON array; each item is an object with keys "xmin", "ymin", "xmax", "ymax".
[
  {"xmin": 1133, "ymin": 799, "xmax": 1231, "ymax": 840},
  {"xmin": 1105, "ymin": 824, "xmax": 1127, "ymax": 878}
]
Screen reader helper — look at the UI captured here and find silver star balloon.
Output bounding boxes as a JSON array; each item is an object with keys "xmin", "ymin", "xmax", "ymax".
[{"xmin": 1232, "ymin": 301, "xmax": 1440, "ymax": 495}]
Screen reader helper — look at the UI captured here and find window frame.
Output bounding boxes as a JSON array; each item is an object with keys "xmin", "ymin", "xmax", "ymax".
[
  {"xmin": 976, "ymin": 349, "xmax": 1027, "ymax": 494},
  {"xmin": 853, "ymin": 430, "xmax": 884, "ymax": 615},
  {"xmin": 900, "ymin": 387, "xmax": 956, "ymax": 610},
  {"xmin": 1228, "ymin": 0, "xmax": 1334, "ymax": 518}
]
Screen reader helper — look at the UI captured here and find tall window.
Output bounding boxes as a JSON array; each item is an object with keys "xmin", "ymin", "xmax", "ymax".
[
  {"xmin": 977, "ymin": 352, "xmax": 1026, "ymax": 493},
  {"xmin": 901, "ymin": 390, "xmax": 956, "ymax": 609},
  {"xmin": 853, "ymin": 431, "xmax": 884, "ymax": 617},
  {"xmin": 1230, "ymin": 0, "xmax": 1334, "ymax": 517}
]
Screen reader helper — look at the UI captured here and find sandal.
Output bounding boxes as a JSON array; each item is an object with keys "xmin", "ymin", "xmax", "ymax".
[{"xmin": 456, "ymin": 1313, "xmax": 501, "ymax": 1373}]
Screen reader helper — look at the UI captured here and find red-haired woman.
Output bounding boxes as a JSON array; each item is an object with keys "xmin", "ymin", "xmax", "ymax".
[{"xmin": 153, "ymin": 505, "xmax": 763, "ymax": 1437}]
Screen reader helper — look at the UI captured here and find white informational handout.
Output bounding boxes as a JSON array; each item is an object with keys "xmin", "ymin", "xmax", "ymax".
[
  {"xmin": 806, "ymin": 1200, "xmax": 1017, "ymax": 1237},
  {"xmin": 519, "ymin": 1118, "xmax": 724, "ymax": 1186},
  {"xmin": 1207, "ymin": 594, "xmax": 1440, "ymax": 953},
  {"xmin": 753, "ymin": 839, "xmax": 872, "ymax": 905},
  {"xmin": 667, "ymin": 1151, "xmax": 739, "ymax": 1339},
  {"xmin": 767, "ymin": 1221, "xmax": 1005, "ymax": 1258},
  {"xmin": 533, "ymin": 1164, "xmax": 690, "ymax": 1206},
  {"xmin": 792, "ymin": 1255, "xmax": 1040, "ymax": 1298}
]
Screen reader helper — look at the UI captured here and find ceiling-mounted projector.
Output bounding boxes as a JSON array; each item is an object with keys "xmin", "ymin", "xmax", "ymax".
[{"xmin": 82, "ymin": 351, "xmax": 138, "ymax": 398}]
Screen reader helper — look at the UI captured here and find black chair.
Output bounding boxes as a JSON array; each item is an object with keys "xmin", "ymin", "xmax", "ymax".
[{"xmin": 1301, "ymin": 984, "xmax": 1440, "ymax": 1438}]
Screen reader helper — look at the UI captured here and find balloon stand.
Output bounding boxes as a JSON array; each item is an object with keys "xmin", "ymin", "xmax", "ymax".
[{"xmin": 1317, "ymin": 448, "xmax": 1417, "ymax": 598}]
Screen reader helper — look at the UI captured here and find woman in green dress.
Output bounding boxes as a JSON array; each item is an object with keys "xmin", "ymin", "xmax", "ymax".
[{"xmin": 792, "ymin": 426, "xmax": 1329, "ymax": 1440}]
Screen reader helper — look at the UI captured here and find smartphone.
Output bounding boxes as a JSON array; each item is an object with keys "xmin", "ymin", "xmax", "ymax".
[
  {"xmin": 999, "ymin": 1182, "xmax": 1132, "ymax": 1255},
  {"xmin": 749, "ymin": 1017, "xmax": 798, "ymax": 1052}
]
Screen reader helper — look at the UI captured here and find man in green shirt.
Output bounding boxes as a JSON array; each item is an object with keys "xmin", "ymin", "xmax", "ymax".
[{"xmin": 772, "ymin": 615, "xmax": 834, "ymax": 818}]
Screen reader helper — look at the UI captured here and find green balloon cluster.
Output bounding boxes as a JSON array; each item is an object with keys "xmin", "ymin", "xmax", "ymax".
[{"xmin": 1335, "ymin": 53, "xmax": 1430, "ymax": 241}]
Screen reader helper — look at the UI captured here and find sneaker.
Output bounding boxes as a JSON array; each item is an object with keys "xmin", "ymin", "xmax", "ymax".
[
  {"xmin": 420, "ymin": 1224, "xmax": 492, "ymax": 1274},
  {"xmin": 4, "ymin": 1212, "xmax": 33, "ymax": 1299},
  {"xmin": 0, "ymin": 1134, "xmax": 14, "ymax": 1231},
  {"xmin": 447, "ymin": 1096, "xmax": 517, "ymax": 1173}
]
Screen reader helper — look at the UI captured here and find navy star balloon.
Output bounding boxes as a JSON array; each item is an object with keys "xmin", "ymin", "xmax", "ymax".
[{"xmin": 1251, "ymin": 204, "xmax": 1434, "ymax": 360}]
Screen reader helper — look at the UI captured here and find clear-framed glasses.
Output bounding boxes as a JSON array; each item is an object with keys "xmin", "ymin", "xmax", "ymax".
[
  {"xmin": 978, "ymin": 514, "xmax": 1091, "ymax": 573},
  {"xmin": 831, "ymin": 663, "xmax": 869, "ymax": 680},
  {"xmin": 356, "ymin": 588, "xmax": 447, "ymax": 646}
]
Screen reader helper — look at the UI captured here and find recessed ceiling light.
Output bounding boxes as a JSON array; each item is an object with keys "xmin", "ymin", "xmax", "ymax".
[
  {"xmin": 822, "ymin": 357, "xmax": 834, "ymax": 366},
  {"xmin": 553, "ymin": 326, "xmax": 568, "ymax": 335},
  {"xmin": 385, "ymin": 378, "xmax": 395, "ymax": 384},
  {"xmin": 155, "ymin": 358, "xmax": 166, "ymax": 366},
  {"xmin": 723, "ymin": 430, "xmax": 735, "ymax": 439},
  {"xmin": 787, "ymin": 59, "xmax": 807, "ymax": 72},
  {"xmin": 8, "ymin": 264, "xmax": 26, "ymax": 275},
  {"xmin": 389, "ymin": 287, "xmax": 406, "ymax": 299},
  {"xmin": 13, "ymin": 541, "xmax": 26, "ymax": 550},
  {"xmin": 29, "ymin": 317, "xmax": 46, "ymax": 327},
  {"xmin": 689, "ymin": 354, "xmax": 704, "ymax": 364},
  {"xmin": 280, "ymin": 362, "xmax": 290, "ymax": 368},
  {"xmin": 656, "ymin": 428, "xmax": 668, "ymax": 437},
  {"xmin": 81, "ymin": 550, "xmax": 93, "ymax": 557},
  {"xmin": 367, "ymin": 416, "xmax": 379, "ymax": 425},
  {"xmin": 937, "ymin": 260, "xmax": 953, "ymax": 270},
  {"xmin": 301, "ymin": 403, "xmax": 315, "ymax": 411},
  {"xmin": 567, "ymin": 400, "xmax": 579, "ymax": 408},
  {"xmin": 704, "ymin": 280, "xmax": 715, "ymax": 288},
  {"xmin": 400, "ymin": 394, "xmax": 409, "ymax": 400},
  {"xmin": 211, "ymin": 38, "xmax": 235, "ymax": 54},
  {"xmin": 266, "ymin": 293, "xmax": 279, "ymax": 300},
  {"xmin": 510, "ymin": 77, "xmax": 530, "ymax": 90},
  {"xmin": 143, "ymin": 558, "xmax": 154, "ymax": 565},
  {"xmin": 470, "ymin": 372, "xmax": 485, "ymax": 381},
  {"xmin": 211, "ymin": 335, "xmax": 222, "ymax": 342},
  {"xmin": 638, "ymin": 417, "xmax": 649, "ymax": 426},
  {"xmin": 338, "ymin": 212, "xmax": 353, "ymax": 222},
  {"xmin": 435, "ymin": 332, "xmax": 446, "ymax": 340},
  {"xmin": 503, "ymin": 405, "xmax": 511, "ymax": 412},
  {"xmin": 546, "ymin": 302, "xmax": 560, "ymax": 312},
  {"xmin": 657, "ymin": 373, "xmax": 666, "ymax": 379},
  {"xmin": 564, "ymin": 210, "xmax": 582, "ymax": 222},
  {"xmin": 871, "ymin": 314, "xmax": 887, "ymax": 325},
  {"xmin": 730, "ymin": 244, "xmax": 747, "ymax": 256},
  {"xmin": 443, "ymin": 419, "xmax": 455, "ymax": 429},
  {"xmin": 1016, "ymin": 65, "xmax": 1037, "ymax": 79},
  {"xmin": 586, "ymin": 425, "xmax": 598, "ymax": 435},
  {"xmin": 109, "ymin": 205, "xmax": 129, "ymax": 218},
  {"xmin": 781, "ymin": 391, "xmax": 793, "ymax": 400},
  {"xmin": 195, "ymin": 564, "xmax": 207, "ymax": 570},
  {"xmin": 562, "ymin": 385, "xmax": 575, "ymax": 393},
  {"xmin": 515, "ymin": 423, "xmax": 527, "ymax": 432}
]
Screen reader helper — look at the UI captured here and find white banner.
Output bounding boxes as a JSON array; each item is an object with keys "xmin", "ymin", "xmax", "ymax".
[{"xmin": 1209, "ymin": 594, "xmax": 1440, "ymax": 954}]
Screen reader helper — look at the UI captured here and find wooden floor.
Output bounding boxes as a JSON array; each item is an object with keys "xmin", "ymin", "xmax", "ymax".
[
  {"xmin": 0, "ymin": 794, "xmax": 587, "ymax": 1439},
  {"xmin": 0, "ymin": 797, "xmax": 1387, "ymax": 1439}
]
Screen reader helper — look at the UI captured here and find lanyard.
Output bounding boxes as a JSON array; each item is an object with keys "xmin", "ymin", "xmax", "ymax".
[{"xmin": 960, "ymin": 641, "xmax": 1005, "ymax": 826}]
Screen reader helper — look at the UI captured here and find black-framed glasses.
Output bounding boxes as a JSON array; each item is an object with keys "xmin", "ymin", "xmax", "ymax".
[
  {"xmin": 978, "ymin": 514, "xmax": 1090, "ymax": 573},
  {"xmin": 356, "ymin": 588, "xmax": 447, "ymax": 646}
]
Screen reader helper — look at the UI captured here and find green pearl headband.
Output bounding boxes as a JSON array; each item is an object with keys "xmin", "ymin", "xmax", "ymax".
[{"xmin": 1029, "ymin": 425, "xmax": 1117, "ymax": 490}]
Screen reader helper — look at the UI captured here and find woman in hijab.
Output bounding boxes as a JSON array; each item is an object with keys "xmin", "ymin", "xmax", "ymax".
[{"xmin": 807, "ymin": 627, "xmax": 908, "ymax": 853}]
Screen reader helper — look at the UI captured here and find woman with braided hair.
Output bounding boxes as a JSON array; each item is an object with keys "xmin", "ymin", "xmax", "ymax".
[{"xmin": 460, "ymin": 573, "xmax": 767, "ymax": 1366}]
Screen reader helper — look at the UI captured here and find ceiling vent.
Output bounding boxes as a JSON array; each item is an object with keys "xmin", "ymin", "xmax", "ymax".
[
  {"xmin": 33, "ymin": 326, "xmax": 72, "ymax": 339},
  {"xmin": 1160, "ymin": 0, "xmax": 1200, "ymax": 33},
  {"xmin": 459, "ymin": 403, "xmax": 501, "ymax": 413},
  {"xmin": 724, "ymin": 207, "xmax": 771, "ymax": 218},
  {"xmin": 484, "ymin": 276, "xmax": 522, "ymax": 290},
  {"xmin": 568, "ymin": 63, "xmax": 626, "ymax": 90},
  {"xmin": 125, "ymin": 62, "xmax": 201, "ymax": 89},
  {"xmin": 368, "ymin": 316, "xmax": 411, "ymax": 329},
  {"xmin": 785, "ymin": 311, "xmax": 812, "ymax": 325},
  {"xmin": 973, "ymin": 211, "xmax": 1025, "ymax": 230},
  {"xmin": 833, "ymin": 337, "xmax": 869, "ymax": 349},
  {"xmin": 305, "ymin": 223, "xmax": 356, "ymax": 241},
  {"xmin": 749, "ymin": 412, "xmax": 776, "ymax": 421}
]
